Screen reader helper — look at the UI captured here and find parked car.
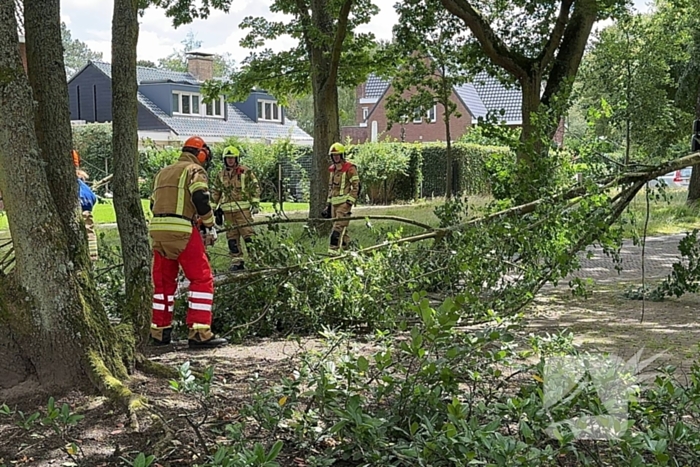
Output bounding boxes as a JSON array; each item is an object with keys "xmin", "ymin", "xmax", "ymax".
[{"xmin": 648, "ymin": 167, "xmax": 692, "ymax": 188}]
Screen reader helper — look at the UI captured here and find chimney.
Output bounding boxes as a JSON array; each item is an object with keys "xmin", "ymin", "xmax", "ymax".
[{"xmin": 186, "ymin": 51, "xmax": 215, "ymax": 81}]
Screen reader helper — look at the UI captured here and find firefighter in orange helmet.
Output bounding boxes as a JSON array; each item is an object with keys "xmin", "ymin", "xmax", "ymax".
[
  {"xmin": 72, "ymin": 150, "xmax": 98, "ymax": 261},
  {"xmin": 211, "ymin": 145, "xmax": 261, "ymax": 272},
  {"xmin": 148, "ymin": 136, "xmax": 227, "ymax": 349},
  {"xmin": 322, "ymin": 143, "xmax": 360, "ymax": 254}
]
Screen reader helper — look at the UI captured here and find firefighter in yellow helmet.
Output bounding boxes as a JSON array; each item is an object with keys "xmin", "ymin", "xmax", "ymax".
[
  {"xmin": 148, "ymin": 136, "xmax": 227, "ymax": 349},
  {"xmin": 211, "ymin": 145, "xmax": 261, "ymax": 272},
  {"xmin": 322, "ymin": 142, "xmax": 360, "ymax": 254}
]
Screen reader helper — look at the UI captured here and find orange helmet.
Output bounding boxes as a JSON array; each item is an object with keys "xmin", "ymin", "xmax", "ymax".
[
  {"xmin": 71, "ymin": 149, "xmax": 80, "ymax": 168},
  {"xmin": 182, "ymin": 136, "xmax": 212, "ymax": 166}
]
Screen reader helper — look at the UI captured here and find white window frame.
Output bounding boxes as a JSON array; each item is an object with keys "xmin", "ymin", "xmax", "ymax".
[
  {"xmin": 412, "ymin": 108, "xmax": 423, "ymax": 124},
  {"xmin": 172, "ymin": 91, "xmax": 225, "ymax": 119},
  {"xmin": 427, "ymin": 105, "xmax": 437, "ymax": 123},
  {"xmin": 362, "ymin": 107, "xmax": 369, "ymax": 122},
  {"xmin": 257, "ymin": 99, "xmax": 282, "ymax": 122}
]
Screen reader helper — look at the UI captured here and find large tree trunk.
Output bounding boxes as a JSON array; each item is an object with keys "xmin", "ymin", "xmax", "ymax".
[
  {"xmin": 310, "ymin": 73, "xmax": 340, "ymax": 221},
  {"xmin": 112, "ymin": 0, "xmax": 152, "ymax": 349},
  {"xmin": 687, "ymin": 90, "xmax": 700, "ymax": 205},
  {"xmin": 23, "ymin": 0, "xmax": 84, "ymax": 260},
  {"xmin": 0, "ymin": 0, "xmax": 128, "ymax": 395}
]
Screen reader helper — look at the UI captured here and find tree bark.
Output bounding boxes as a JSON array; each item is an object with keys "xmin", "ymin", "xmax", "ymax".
[
  {"xmin": 112, "ymin": 0, "xmax": 152, "ymax": 349},
  {"xmin": 304, "ymin": 0, "xmax": 350, "ymax": 223},
  {"xmin": 0, "ymin": 0, "xmax": 128, "ymax": 394},
  {"xmin": 23, "ymin": 0, "xmax": 84, "ymax": 260},
  {"xmin": 687, "ymin": 88, "xmax": 700, "ymax": 205}
]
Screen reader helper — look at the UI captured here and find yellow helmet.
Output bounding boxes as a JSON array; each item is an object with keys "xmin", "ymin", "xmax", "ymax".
[
  {"xmin": 222, "ymin": 145, "xmax": 241, "ymax": 158},
  {"xmin": 328, "ymin": 142, "xmax": 345, "ymax": 157}
]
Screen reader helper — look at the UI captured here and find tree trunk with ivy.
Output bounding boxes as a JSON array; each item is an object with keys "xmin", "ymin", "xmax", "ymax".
[
  {"xmin": 112, "ymin": 0, "xmax": 153, "ymax": 350},
  {"xmin": 0, "ymin": 0, "xmax": 132, "ymax": 398},
  {"xmin": 687, "ymin": 90, "xmax": 700, "ymax": 205}
]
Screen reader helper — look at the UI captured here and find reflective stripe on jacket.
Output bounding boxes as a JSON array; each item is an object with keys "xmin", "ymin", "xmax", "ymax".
[
  {"xmin": 211, "ymin": 165, "xmax": 261, "ymax": 213},
  {"xmin": 149, "ymin": 153, "xmax": 214, "ymax": 234},
  {"xmin": 327, "ymin": 161, "xmax": 360, "ymax": 205}
]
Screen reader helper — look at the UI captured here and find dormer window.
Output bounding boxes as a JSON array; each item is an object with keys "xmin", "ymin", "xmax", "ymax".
[
  {"xmin": 172, "ymin": 91, "xmax": 224, "ymax": 118},
  {"xmin": 257, "ymin": 99, "xmax": 281, "ymax": 122}
]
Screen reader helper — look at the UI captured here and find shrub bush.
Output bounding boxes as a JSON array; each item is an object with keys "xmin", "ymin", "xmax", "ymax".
[
  {"xmin": 349, "ymin": 143, "xmax": 415, "ymax": 204},
  {"xmin": 72, "ymin": 123, "xmax": 113, "ymax": 194}
]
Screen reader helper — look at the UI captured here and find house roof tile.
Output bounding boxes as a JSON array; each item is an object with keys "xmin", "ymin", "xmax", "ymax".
[
  {"xmin": 365, "ymin": 74, "xmax": 390, "ymax": 99},
  {"xmin": 470, "ymin": 72, "xmax": 522, "ymax": 125},
  {"xmin": 86, "ymin": 61, "xmax": 313, "ymax": 143}
]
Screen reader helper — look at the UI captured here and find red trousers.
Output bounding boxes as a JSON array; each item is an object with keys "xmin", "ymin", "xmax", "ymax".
[{"xmin": 151, "ymin": 228, "xmax": 214, "ymax": 328}]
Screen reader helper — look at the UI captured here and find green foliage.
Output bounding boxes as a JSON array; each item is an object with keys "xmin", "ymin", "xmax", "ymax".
[
  {"xmin": 155, "ymin": 31, "xmax": 236, "ymax": 78},
  {"xmin": 120, "ymin": 452, "xmax": 157, "ymax": 467},
  {"xmin": 138, "ymin": 143, "xmax": 181, "ymax": 198},
  {"xmin": 649, "ymin": 229, "xmax": 700, "ymax": 299},
  {"xmin": 421, "ymin": 142, "xmax": 512, "ymax": 198},
  {"xmin": 72, "ymin": 123, "xmax": 113, "ymax": 185},
  {"xmin": 286, "ymin": 87, "xmax": 357, "ymax": 136},
  {"xmin": 574, "ymin": 3, "xmax": 696, "ymax": 163},
  {"xmin": 349, "ymin": 142, "xmax": 414, "ymax": 204},
  {"xmin": 210, "ymin": 137, "xmax": 312, "ymax": 203}
]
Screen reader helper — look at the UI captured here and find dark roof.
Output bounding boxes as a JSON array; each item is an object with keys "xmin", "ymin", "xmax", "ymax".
[
  {"xmin": 364, "ymin": 74, "xmax": 390, "ymax": 99},
  {"xmin": 82, "ymin": 61, "xmax": 313, "ymax": 143},
  {"xmin": 363, "ymin": 69, "xmax": 522, "ymax": 125},
  {"xmin": 470, "ymin": 72, "xmax": 522, "ymax": 124}
]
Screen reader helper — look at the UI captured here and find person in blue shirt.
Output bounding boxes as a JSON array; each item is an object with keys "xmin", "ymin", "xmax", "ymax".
[{"xmin": 73, "ymin": 150, "xmax": 98, "ymax": 261}]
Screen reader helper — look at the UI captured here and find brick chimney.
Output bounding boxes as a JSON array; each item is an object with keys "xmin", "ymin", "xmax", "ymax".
[{"xmin": 186, "ymin": 51, "xmax": 215, "ymax": 81}]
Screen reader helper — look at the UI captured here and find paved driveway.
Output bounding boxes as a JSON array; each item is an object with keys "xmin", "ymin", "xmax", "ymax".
[{"xmin": 573, "ymin": 233, "xmax": 688, "ymax": 283}]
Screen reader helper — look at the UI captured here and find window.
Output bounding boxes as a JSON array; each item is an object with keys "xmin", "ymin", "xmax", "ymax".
[
  {"xmin": 412, "ymin": 108, "xmax": 423, "ymax": 124},
  {"xmin": 362, "ymin": 107, "xmax": 369, "ymax": 122},
  {"xmin": 258, "ymin": 99, "xmax": 282, "ymax": 122},
  {"xmin": 192, "ymin": 95, "xmax": 200, "ymax": 114},
  {"xmin": 427, "ymin": 105, "xmax": 437, "ymax": 123},
  {"xmin": 172, "ymin": 91, "xmax": 224, "ymax": 118},
  {"xmin": 181, "ymin": 94, "xmax": 191, "ymax": 114}
]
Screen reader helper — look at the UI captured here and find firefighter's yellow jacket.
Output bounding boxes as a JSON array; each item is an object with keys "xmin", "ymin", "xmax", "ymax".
[
  {"xmin": 327, "ymin": 161, "xmax": 360, "ymax": 205},
  {"xmin": 211, "ymin": 165, "xmax": 261, "ymax": 212},
  {"xmin": 149, "ymin": 153, "xmax": 215, "ymax": 234}
]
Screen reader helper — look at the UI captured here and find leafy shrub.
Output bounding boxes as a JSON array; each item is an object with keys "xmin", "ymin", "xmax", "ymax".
[
  {"xmin": 72, "ymin": 123, "xmax": 113, "ymax": 194},
  {"xmin": 348, "ymin": 143, "xmax": 414, "ymax": 204},
  {"xmin": 212, "ymin": 137, "xmax": 312, "ymax": 204},
  {"xmin": 138, "ymin": 144, "xmax": 180, "ymax": 198}
]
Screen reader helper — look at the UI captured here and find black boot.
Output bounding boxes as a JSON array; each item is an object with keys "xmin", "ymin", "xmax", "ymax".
[
  {"xmin": 188, "ymin": 327, "xmax": 228, "ymax": 349},
  {"xmin": 150, "ymin": 326, "xmax": 172, "ymax": 346}
]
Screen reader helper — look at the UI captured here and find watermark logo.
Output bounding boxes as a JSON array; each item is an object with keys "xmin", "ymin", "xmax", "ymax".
[{"xmin": 542, "ymin": 349, "xmax": 664, "ymax": 440}]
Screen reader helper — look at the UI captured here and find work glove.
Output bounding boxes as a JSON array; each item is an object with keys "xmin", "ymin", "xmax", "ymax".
[
  {"xmin": 200, "ymin": 225, "xmax": 218, "ymax": 247},
  {"xmin": 250, "ymin": 204, "xmax": 260, "ymax": 216},
  {"xmin": 321, "ymin": 203, "xmax": 332, "ymax": 219},
  {"xmin": 214, "ymin": 208, "xmax": 224, "ymax": 227}
]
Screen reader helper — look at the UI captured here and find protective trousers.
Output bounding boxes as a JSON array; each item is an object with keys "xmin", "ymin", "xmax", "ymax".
[
  {"xmin": 329, "ymin": 202, "xmax": 351, "ymax": 252},
  {"xmin": 224, "ymin": 209, "xmax": 254, "ymax": 264},
  {"xmin": 151, "ymin": 226, "xmax": 214, "ymax": 329},
  {"xmin": 82, "ymin": 211, "xmax": 98, "ymax": 261}
]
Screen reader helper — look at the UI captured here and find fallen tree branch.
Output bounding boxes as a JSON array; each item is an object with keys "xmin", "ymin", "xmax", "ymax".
[{"xmin": 216, "ymin": 214, "xmax": 435, "ymax": 233}]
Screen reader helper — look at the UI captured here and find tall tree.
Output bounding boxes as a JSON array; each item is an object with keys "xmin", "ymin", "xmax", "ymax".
[
  {"xmin": 61, "ymin": 21, "xmax": 103, "ymax": 77},
  {"xmin": 438, "ymin": 0, "xmax": 627, "ymax": 198},
  {"xmin": 387, "ymin": 3, "xmax": 470, "ymax": 198},
  {"xmin": 0, "ymin": 0, "xmax": 129, "ymax": 395},
  {"xmin": 157, "ymin": 31, "xmax": 236, "ymax": 77},
  {"xmin": 201, "ymin": 0, "xmax": 381, "ymax": 219},
  {"xmin": 577, "ymin": 10, "xmax": 690, "ymax": 164},
  {"xmin": 285, "ymin": 87, "xmax": 357, "ymax": 136},
  {"xmin": 112, "ymin": 0, "xmax": 153, "ymax": 349}
]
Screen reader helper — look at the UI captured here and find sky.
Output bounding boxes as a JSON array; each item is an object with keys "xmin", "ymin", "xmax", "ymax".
[{"xmin": 59, "ymin": 0, "xmax": 654, "ymax": 66}]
